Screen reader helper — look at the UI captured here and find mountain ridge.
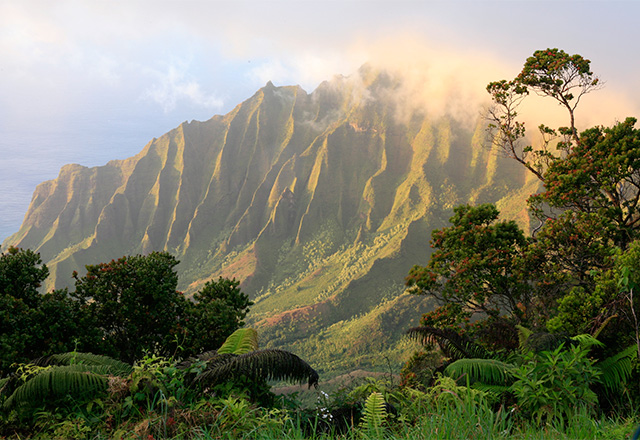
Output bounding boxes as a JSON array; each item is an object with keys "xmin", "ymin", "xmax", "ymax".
[{"xmin": 3, "ymin": 67, "xmax": 538, "ymax": 374}]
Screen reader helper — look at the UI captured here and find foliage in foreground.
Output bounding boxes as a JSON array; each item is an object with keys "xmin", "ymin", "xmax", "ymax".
[
  {"xmin": 0, "ymin": 328, "xmax": 319, "ymax": 439},
  {"xmin": 1, "ymin": 367, "xmax": 637, "ymax": 440}
]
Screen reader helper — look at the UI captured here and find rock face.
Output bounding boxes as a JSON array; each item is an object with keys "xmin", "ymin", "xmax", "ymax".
[{"xmin": 3, "ymin": 67, "xmax": 538, "ymax": 374}]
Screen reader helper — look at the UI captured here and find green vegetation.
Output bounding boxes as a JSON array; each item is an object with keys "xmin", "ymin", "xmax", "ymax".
[
  {"xmin": 404, "ymin": 47, "xmax": 640, "ymax": 436},
  {"xmin": 0, "ymin": 329, "xmax": 319, "ymax": 439},
  {"xmin": 2, "ymin": 48, "xmax": 640, "ymax": 438},
  {"xmin": 0, "ymin": 249, "xmax": 252, "ymax": 372}
]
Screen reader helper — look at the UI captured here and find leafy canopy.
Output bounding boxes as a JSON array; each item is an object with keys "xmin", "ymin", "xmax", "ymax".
[
  {"xmin": 406, "ymin": 204, "xmax": 531, "ymax": 322},
  {"xmin": 72, "ymin": 252, "xmax": 187, "ymax": 363},
  {"xmin": 0, "ymin": 248, "xmax": 254, "ymax": 370},
  {"xmin": 0, "ymin": 247, "xmax": 83, "ymax": 374}
]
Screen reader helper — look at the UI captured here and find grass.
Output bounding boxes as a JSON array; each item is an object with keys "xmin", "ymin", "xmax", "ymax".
[
  {"xmin": 2, "ymin": 383, "xmax": 637, "ymax": 439},
  {"xmin": 121, "ymin": 404, "xmax": 638, "ymax": 440}
]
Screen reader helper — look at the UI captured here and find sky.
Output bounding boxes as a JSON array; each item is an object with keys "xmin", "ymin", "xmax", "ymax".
[{"xmin": 1, "ymin": 0, "xmax": 639, "ymax": 243}]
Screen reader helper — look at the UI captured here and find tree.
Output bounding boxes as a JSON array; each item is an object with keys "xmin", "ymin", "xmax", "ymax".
[
  {"xmin": 484, "ymin": 48, "xmax": 640, "ymax": 336},
  {"xmin": 72, "ymin": 252, "xmax": 188, "ymax": 363},
  {"xmin": 0, "ymin": 247, "xmax": 81, "ymax": 374},
  {"xmin": 487, "ymin": 49, "xmax": 640, "ymax": 248},
  {"xmin": 529, "ymin": 118, "xmax": 640, "ymax": 249},
  {"xmin": 0, "ymin": 246, "xmax": 48, "ymax": 307},
  {"xmin": 407, "ymin": 48, "xmax": 640, "ymax": 369},
  {"xmin": 0, "ymin": 247, "xmax": 255, "ymax": 376},
  {"xmin": 406, "ymin": 204, "xmax": 532, "ymax": 330},
  {"xmin": 516, "ymin": 48, "xmax": 601, "ymax": 144},
  {"xmin": 523, "ymin": 211, "xmax": 618, "ymax": 328},
  {"xmin": 486, "ymin": 48, "xmax": 601, "ymax": 181},
  {"xmin": 181, "ymin": 277, "xmax": 253, "ymax": 358}
]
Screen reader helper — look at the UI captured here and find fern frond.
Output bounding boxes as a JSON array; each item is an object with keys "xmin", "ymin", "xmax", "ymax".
[
  {"xmin": 4, "ymin": 365, "xmax": 111, "ymax": 409},
  {"xmin": 595, "ymin": 345, "xmax": 637, "ymax": 393},
  {"xmin": 516, "ymin": 325, "xmax": 532, "ymax": 352},
  {"xmin": 217, "ymin": 328, "xmax": 259, "ymax": 355},
  {"xmin": 360, "ymin": 392, "xmax": 387, "ymax": 432},
  {"xmin": 196, "ymin": 350, "xmax": 220, "ymax": 362},
  {"xmin": 444, "ymin": 358, "xmax": 515, "ymax": 385},
  {"xmin": 570, "ymin": 334, "xmax": 605, "ymax": 350},
  {"xmin": 471, "ymin": 382, "xmax": 512, "ymax": 395},
  {"xmin": 407, "ymin": 326, "xmax": 492, "ymax": 360},
  {"xmin": 178, "ymin": 349, "xmax": 221, "ymax": 370},
  {"xmin": 41, "ymin": 352, "xmax": 132, "ymax": 376},
  {"xmin": 195, "ymin": 349, "xmax": 319, "ymax": 388},
  {"xmin": 178, "ymin": 351, "xmax": 239, "ymax": 374}
]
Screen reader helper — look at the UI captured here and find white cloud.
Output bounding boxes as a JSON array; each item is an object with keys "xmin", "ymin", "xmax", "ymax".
[
  {"xmin": 248, "ymin": 60, "xmax": 289, "ymax": 86},
  {"xmin": 143, "ymin": 62, "xmax": 224, "ymax": 113}
]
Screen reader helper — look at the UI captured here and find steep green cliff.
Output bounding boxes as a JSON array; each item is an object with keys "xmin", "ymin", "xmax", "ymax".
[{"xmin": 3, "ymin": 67, "xmax": 538, "ymax": 375}]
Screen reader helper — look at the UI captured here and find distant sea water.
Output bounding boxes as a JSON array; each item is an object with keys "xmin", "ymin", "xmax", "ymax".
[{"xmin": 0, "ymin": 118, "xmax": 177, "ymax": 246}]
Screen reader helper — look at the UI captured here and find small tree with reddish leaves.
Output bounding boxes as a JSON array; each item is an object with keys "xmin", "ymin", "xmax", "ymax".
[
  {"xmin": 406, "ymin": 204, "xmax": 532, "ymax": 350},
  {"xmin": 72, "ymin": 252, "xmax": 187, "ymax": 363}
]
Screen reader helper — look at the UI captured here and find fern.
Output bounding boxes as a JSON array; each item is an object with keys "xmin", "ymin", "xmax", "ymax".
[
  {"xmin": 360, "ymin": 391, "xmax": 387, "ymax": 435},
  {"xmin": 595, "ymin": 345, "xmax": 637, "ymax": 393},
  {"xmin": 406, "ymin": 326, "xmax": 492, "ymax": 360},
  {"xmin": 444, "ymin": 358, "xmax": 515, "ymax": 386},
  {"xmin": 570, "ymin": 334, "xmax": 605, "ymax": 350},
  {"xmin": 40, "ymin": 352, "xmax": 132, "ymax": 376},
  {"xmin": 217, "ymin": 328, "xmax": 259, "ymax": 355},
  {"xmin": 181, "ymin": 328, "xmax": 319, "ymax": 391},
  {"xmin": 4, "ymin": 364, "xmax": 112, "ymax": 409},
  {"xmin": 196, "ymin": 349, "xmax": 319, "ymax": 388},
  {"xmin": 516, "ymin": 325, "xmax": 532, "ymax": 352},
  {"xmin": 471, "ymin": 382, "xmax": 512, "ymax": 395},
  {"xmin": 180, "ymin": 349, "xmax": 221, "ymax": 366}
]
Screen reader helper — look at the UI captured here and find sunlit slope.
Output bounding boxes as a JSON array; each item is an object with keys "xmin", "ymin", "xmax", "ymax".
[{"xmin": 3, "ymin": 68, "xmax": 537, "ymax": 373}]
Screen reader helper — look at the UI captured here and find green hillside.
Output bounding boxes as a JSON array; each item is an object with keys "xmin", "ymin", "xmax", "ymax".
[{"xmin": 2, "ymin": 67, "xmax": 537, "ymax": 375}]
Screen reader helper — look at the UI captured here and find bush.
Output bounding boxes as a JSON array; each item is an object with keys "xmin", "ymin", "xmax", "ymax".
[{"xmin": 511, "ymin": 343, "xmax": 601, "ymax": 426}]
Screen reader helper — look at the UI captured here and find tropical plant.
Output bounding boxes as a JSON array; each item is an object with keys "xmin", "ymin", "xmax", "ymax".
[
  {"xmin": 428, "ymin": 325, "xmax": 637, "ymax": 425},
  {"xmin": 182, "ymin": 328, "xmax": 319, "ymax": 405},
  {"xmin": 510, "ymin": 343, "xmax": 600, "ymax": 425},
  {"xmin": 406, "ymin": 325, "xmax": 493, "ymax": 361},
  {"xmin": 0, "ymin": 326, "xmax": 316, "ymax": 405},
  {"xmin": 2, "ymin": 352, "xmax": 132, "ymax": 412},
  {"xmin": 359, "ymin": 391, "xmax": 387, "ymax": 437},
  {"xmin": 217, "ymin": 327, "xmax": 260, "ymax": 355}
]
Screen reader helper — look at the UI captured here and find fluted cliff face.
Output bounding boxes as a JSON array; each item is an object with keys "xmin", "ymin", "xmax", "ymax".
[{"xmin": 3, "ymin": 68, "xmax": 538, "ymax": 373}]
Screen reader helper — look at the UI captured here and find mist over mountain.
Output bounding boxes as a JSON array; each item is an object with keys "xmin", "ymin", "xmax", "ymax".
[{"xmin": 2, "ymin": 66, "xmax": 537, "ymax": 374}]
